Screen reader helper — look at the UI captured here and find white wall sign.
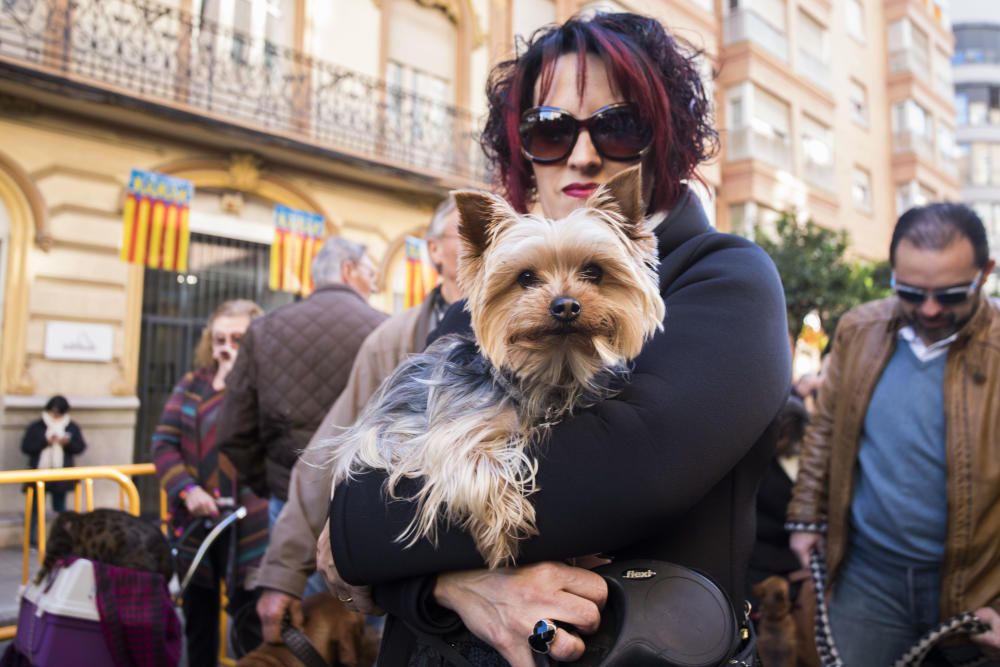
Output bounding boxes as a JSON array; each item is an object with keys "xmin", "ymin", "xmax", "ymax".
[{"xmin": 44, "ymin": 321, "xmax": 114, "ymax": 362}]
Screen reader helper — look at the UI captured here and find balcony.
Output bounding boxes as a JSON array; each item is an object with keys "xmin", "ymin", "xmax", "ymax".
[
  {"xmin": 803, "ymin": 158, "xmax": 835, "ymax": 192},
  {"xmin": 0, "ymin": 0, "xmax": 487, "ymax": 183},
  {"xmin": 797, "ymin": 50, "xmax": 831, "ymax": 91},
  {"xmin": 724, "ymin": 9, "xmax": 789, "ymax": 63},
  {"xmin": 889, "ymin": 48, "xmax": 931, "ymax": 79},
  {"xmin": 726, "ymin": 127, "xmax": 793, "ymax": 172},
  {"xmin": 893, "ymin": 130, "xmax": 935, "ymax": 162}
]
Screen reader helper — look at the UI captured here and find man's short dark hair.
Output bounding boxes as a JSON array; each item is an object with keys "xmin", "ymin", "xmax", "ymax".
[{"xmin": 890, "ymin": 203, "xmax": 990, "ymax": 269}]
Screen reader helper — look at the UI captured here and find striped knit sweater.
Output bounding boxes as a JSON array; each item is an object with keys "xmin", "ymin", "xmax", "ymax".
[{"xmin": 152, "ymin": 367, "xmax": 268, "ymax": 589}]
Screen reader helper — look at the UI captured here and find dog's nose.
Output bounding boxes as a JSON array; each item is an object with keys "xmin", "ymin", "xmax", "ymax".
[{"xmin": 549, "ymin": 296, "xmax": 581, "ymax": 322}]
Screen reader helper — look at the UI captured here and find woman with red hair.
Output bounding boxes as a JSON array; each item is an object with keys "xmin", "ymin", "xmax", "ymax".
[{"xmin": 326, "ymin": 12, "xmax": 790, "ymax": 666}]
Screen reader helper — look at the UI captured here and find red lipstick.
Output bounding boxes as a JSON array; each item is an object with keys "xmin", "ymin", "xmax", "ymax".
[{"xmin": 562, "ymin": 182, "xmax": 599, "ymax": 198}]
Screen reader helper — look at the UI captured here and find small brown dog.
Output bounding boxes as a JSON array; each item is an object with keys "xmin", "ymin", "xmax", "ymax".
[
  {"xmin": 236, "ymin": 593, "xmax": 379, "ymax": 667},
  {"xmin": 753, "ymin": 576, "xmax": 799, "ymax": 667}
]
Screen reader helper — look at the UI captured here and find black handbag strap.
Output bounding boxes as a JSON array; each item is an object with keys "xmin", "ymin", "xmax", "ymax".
[{"xmin": 405, "ymin": 624, "xmax": 477, "ymax": 667}]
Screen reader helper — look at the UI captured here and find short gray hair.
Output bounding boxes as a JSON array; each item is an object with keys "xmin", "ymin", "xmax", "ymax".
[
  {"xmin": 311, "ymin": 236, "xmax": 367, "ymax": 288},
  {"xmin": 425, "ymin": 196, "xmax": 457, "ymax": 241}
]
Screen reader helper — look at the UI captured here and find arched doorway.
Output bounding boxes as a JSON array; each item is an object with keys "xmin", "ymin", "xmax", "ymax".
[{"xmin": 130, "ymin": 161, "xmax": 324, "ymax": 509}]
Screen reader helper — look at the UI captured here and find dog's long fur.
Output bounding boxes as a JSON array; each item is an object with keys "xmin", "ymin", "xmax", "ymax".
[{"xmin": 318, "ymin": 166, "xmax": 664, "ymax": 568}]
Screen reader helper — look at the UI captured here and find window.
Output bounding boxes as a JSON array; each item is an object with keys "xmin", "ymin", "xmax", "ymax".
[
  {"xmin": 724, "ymin": 84, "xmax": 792, "ymax": 170},
  {"xmin": 954, "ymin": 25, "xmax": 1000, "ymax": 65},
  {"xmin": 937, "ymin": 124, "xmax": 956, "ymax": 163},
  {"xmin": 797, "ymin": 9, "xmax": 829, "ymax": 86},
  {"xmin": 202, "ymin": 0, "xmax": 295, "ymax": 67},
  {"xmin": 798, "ymin": 11, "xmax": 827, "ymax": 60},
  {"xmin": 968, "ymin": 143, "xmax": 1000, "ymax": 187},
  {"xmin": 933, "ymin": 47, "xmax": 952, "ymax": 96},
  {"xmin": 802, "ymin": 115, "xmax": 834, "ymax": 189},
  {"xmin": 897, "ymin": 181, "xmax": 936, "ymax": 212},
  {"xmin": 852, "ymin": 167, "xmax": 872, "ymax": 213},
  {"xmin": 848, "ymin": 79, "xmax": 869, "ymax": 127},
  {"xmin": 956, "ymin": 84, "xmax": 1000, "ymax": 126},
  {"xmin": 846, "ymin": 0, "xmax": 865, "ymax": 42},
  {"xmin": 955, "ymin": 90, "xmax": 969, "ymax": 125},
  {"xmin": 893, "ymin": 100, "xmax": 933, "ymax": 141},
  {"xmin": 727, "ymin": 91, "xmax": 745, "ymax": 129},
  {"xmin": 887, "ymin": 19, "xmax": 929, "ymax": 76}
]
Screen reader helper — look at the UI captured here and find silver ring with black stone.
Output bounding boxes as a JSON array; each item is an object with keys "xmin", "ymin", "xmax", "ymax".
[{"xmin": 528, "ymin": 618, "xmax": 557, "ymax": 655}]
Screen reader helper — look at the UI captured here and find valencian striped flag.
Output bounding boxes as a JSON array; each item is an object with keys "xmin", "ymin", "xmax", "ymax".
[
  {"xmin": 403, "ymin": 236, "xmax": 437, "ymax": 309},
  {"xmin": 120, "ymin": 169, "xmax": 193, "ymax": 271},
  {"xmin": 269, "ymin": 205, "xmax": 325, "ymax": 295}
]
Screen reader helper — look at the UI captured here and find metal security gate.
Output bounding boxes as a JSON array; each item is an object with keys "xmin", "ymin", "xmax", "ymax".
[{"xmin": 132, "ymin": 233, "xmax": 294, "ymax": 512}]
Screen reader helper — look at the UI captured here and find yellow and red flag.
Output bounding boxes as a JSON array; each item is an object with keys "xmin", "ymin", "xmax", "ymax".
[
  {"xmin": 403, "ymin": 236, "xmax": 438, "ymax": 309},
  {"xmin": 120, "ymin": 169, "xmax": 193, "ymax": 272},
  {"xmin": 269, "ymin": 205, "xmax": 325, "ymax": 295}
]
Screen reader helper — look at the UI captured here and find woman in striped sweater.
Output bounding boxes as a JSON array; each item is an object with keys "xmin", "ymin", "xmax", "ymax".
[{"xmin": 152, "ymin": 299, "xmax": 268, "ymax": 667}]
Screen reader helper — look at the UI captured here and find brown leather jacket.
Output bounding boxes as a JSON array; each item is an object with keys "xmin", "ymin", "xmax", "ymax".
[{"xmin": 788, "ymin": 294, "xmax": 1000, "ymax": 617}]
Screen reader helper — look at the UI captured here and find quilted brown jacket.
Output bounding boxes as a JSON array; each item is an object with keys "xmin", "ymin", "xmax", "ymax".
[
  {"xmin": 217, "ymin": 284, "xmax": 387, "ymax": 501},
  {"xmin": 787, "ymin": 294, "xmax": 1000, "ymax": 617}
]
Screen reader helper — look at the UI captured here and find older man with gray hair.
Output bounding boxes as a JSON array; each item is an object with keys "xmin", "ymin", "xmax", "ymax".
[{"xmin": 218, "ymin": 235, "xmax": 387, "ymax": 541}]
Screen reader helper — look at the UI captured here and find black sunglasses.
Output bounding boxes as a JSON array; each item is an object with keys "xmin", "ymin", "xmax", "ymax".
[
  {"xmin": 518, "ymin": 103, "xmax": 653, "ymax": 164},
  {"xmin": 891, "ymin": 270, "xmax": 983, "ymax": 306}
]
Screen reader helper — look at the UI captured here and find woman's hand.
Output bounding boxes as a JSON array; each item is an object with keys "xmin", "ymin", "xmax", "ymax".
[
  {"xmin": 316, "ymin": 521, "xmax": 382, "ymax": 615},
  {"xmin": 184, "ymin": 486, "xmax": 219, "ymax": 517},
  {"xmin": 433, "ymin": 562, "xmax": 607, "ymax": 667}
]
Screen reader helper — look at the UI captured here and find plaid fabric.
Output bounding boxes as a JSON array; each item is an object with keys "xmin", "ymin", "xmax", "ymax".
[
  {"xmin": 93, "ymin": 560, "xmax": 182, "ymax": 667},
  {"xmin": 151, "ymin": 367, "xmax": 268, "ymax": 588},
  {"xmin": 0, "ymin": 645, "xmax": 32, "ymax": 667}
]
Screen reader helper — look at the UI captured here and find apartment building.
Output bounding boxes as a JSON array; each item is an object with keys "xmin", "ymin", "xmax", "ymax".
[
  {"xmin": 952, "ymin": 0, "xmax": 1000, "ymax": 276},
  {"xmin": 717, "ymin": 0, "xmax": 958, "ymax": 260},
  {"xmin": 0, "ymin": 0, "xmax": 957, "ymax": 496}
]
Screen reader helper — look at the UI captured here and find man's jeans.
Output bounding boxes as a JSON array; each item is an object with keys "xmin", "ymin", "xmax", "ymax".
[
  {"xmin": 268, "ymin": 496, "xmax": 329, "ymax": 598},
  {"xmin": 830, "ymin": 546, "xmax": 943, "ymax": 667}
]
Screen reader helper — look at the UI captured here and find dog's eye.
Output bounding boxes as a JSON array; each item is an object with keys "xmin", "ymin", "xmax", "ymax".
[
  {"xmin": 517, "ymin": 270, "xmax": 541, "ymax": 289},
  {"xmin": 580, "ymin": 264, "xmax": 603, "ymax": 283}
]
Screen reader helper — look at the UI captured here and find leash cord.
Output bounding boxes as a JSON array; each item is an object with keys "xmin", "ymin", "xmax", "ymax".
[{"xmin": 785, "ymin": 522, "xmax": 989, "ymax": 667}]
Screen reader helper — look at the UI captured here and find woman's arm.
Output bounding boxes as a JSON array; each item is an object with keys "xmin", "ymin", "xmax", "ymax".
[
  {"xmin": 152, "ymin": 374, "xmax": 199, "ymax": 508},
  {"xmin": 332, "ymin": 240, "xmax": 791, "ymax": 584},
  {"xmin": 21, "ymin": 422, "xmax": 47, "ymax": 457},
  {"xmin": 65, "ymin": 423, "xmax": 87, "ymax": 456}
]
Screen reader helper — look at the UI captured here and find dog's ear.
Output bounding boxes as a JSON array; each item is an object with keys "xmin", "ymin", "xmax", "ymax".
[
  {"xmin": 452, "ymin": 189, "xmax": 516, "ymax": 258},
  {"xmin": 586, "ymin": 164, "xmax": 645, "ymax": 233}
]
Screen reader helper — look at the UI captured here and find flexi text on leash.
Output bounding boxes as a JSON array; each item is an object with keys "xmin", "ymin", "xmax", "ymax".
[{"xmin": 786, "ymin": 522, "xmax": 990, "ymax": 667}]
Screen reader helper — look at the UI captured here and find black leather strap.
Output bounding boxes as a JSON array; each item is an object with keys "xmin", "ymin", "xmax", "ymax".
[
  {"xmin": 281, "ymin": 622, "xmax": 330, "ymax": 667},
  {"xmin": 404, "ymin": 622, "xmax": 478, "ymax": 667}
]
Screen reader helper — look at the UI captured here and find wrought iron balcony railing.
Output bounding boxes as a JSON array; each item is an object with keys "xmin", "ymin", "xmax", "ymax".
[{"xmin": 0, "ymin": 0, "xmax": 488, "ymax": 183}]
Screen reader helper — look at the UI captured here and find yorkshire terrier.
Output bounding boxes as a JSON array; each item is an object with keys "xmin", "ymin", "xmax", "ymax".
[{"xmin": 324, "ymin": 165, "xmax": 664, "ymax": 568}]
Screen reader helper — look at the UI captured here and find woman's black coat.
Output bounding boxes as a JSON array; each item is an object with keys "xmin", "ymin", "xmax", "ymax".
[{"xmin": 21, "ymin": 419, "xmax": 87, "ymax": 494}]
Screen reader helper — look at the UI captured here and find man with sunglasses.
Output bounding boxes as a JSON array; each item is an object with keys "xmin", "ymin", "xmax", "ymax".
[{"xmin": 787, "ymin": 203, "xmax": 1000, "ymax": 666}]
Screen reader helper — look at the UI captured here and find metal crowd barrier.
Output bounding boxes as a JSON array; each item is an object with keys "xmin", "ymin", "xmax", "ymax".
[{"xmin": 0, "ymin": 464, "xmax": 234, "ymax": 666}]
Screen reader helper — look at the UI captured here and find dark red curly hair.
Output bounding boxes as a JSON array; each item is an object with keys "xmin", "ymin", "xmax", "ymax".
[{"xmin": 480, "ymin": 12, "xmax": 718, "ymax": 214}]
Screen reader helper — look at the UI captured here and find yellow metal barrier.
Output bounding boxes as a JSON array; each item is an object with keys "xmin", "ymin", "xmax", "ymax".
[
  {"xmin": 0, "ymin": 464, "xmax": 235, "ymax": 665},
  {"xmin": 0, "ymin": 464, "xmax": 157, "ymax": 642}
]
